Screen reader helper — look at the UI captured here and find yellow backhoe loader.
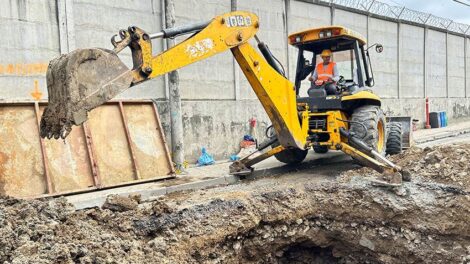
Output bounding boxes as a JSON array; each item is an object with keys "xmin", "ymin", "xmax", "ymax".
[{"xmin": 40, "ymin": 11, "xmax": 408, "ymax": 186}]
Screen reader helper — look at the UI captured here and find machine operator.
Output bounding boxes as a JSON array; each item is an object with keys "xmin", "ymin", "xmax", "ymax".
[{"xmin": 308, "ymin": 49, "xmax": 339, "ymax": 95}]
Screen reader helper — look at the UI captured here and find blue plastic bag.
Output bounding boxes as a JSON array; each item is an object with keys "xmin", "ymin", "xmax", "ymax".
[
  {"xmin": 197, "ymin": 147, "xmax": 215, "ymax": 166},
  {"xmin": 229, "ymin": 154, "xmax": 240, "ymax": 161},
  {"xmin": 243, "ymin": 134, "xmax": 255, "ymax": 142}
]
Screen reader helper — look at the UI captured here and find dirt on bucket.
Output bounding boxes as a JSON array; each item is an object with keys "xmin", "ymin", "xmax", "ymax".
[{"xmin": 40, "ymin": 48, "xmax": 133, "ymax": 140}]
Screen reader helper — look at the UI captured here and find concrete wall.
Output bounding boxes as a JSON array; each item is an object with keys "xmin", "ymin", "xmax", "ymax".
[
  {"xmin": 368, "ymin": 17, "xmax": 398, "ymax": 98},
  {"xmin": 174, "ymin": 0, "xmax": 235, "ymax": 100},
  {"xmin": 467, "ymin": 38, "xmax": 470, "ymax": 96},
  {"xmin": 448, "ymin": 34, "xmax": 466, "ymax": 98},
  {"xmin": 0, "ymin": 0, "xmax": 59, "ymax": 100},
  {"xmin": 73, "ymin": 0, "xmax": 166, "ymax": 99},
  {"xmin": 1, "ymin": 0, "xmax": 470, "ymax": 162},
  {"xmin": 399, "ymin": 24, "xmax": 424, "ymax": 98},
  {"xmin": 426, "ymin": 29, "xmax": 447, "ymax": 98}
]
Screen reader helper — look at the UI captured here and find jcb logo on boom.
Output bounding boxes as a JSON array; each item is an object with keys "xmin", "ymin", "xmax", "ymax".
[{"xmin": 225, "ymin": 15, "xmax": 252, "ymax": 27}]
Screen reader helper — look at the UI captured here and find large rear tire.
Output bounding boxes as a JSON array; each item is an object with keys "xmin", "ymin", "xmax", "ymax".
[
  {"xmin": 386, "ymin": 122, "xmax": 403, "ymax": 155},
  {"xmin": 350, "ymin": 105, "xmax": 387, "ymax": 156},
  {"xmin": 273, "ymin": 142, "xmax": 308, "ymax": 165}
]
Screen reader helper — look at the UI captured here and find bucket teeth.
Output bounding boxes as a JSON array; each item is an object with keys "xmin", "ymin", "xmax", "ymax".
[{"xmin": 40, "ymin": 48, "xmax": 133, "ymax": 139}]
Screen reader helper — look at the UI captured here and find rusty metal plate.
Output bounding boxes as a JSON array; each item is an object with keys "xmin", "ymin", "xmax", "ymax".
[
  {"xmin": 0, "ymin": 101, "xmax": 174, "ymax": 198},
  {"xmin": 40, "ymin": 106, "xmax": 95, "ymax": 193},
  {"xmin": 87, "ymin": 104, "xmax": 135, "ymax": 186},
  {"xmin": 0, "ymin": 106, "xmax": 46, "ymax": 197},
  {"xmin": 123, "ymin": 103, "xmax": 173, "ymax": 179}
]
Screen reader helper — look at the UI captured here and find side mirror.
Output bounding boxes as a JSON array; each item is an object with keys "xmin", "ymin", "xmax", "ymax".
[
  {"xmin": 366, "ymin": 43, "xmax": 383, "ymax": 53},
  {"xmin": 375, "ymin": 44, "xmax": 383, "ymax": 53}
]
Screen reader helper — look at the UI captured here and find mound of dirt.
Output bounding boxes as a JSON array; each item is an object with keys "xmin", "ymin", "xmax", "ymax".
[
  {"xmin": 0, "ymin": 144, "xmax": 469, "ymax": 264},
  {"xmin": 341, "ymin": 143, "xmax": 470, "ymax": 190}
]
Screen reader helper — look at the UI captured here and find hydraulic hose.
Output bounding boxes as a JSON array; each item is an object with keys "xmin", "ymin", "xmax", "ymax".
[
  {"xmin": 149, "ymin": 21, "xmax": 211, "ymax": 39},
  {"xmin": 255, "ymin": 36, "xmax": 286, "ymax": 77}
]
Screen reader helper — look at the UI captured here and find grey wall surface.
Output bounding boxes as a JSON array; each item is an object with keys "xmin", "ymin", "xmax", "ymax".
[
  {"xmin": 1, "ymin": 0, "xmax": 470, "ymax": 162},
  {"xmin": 448, "ymin": 34, "xmax": 466, "ymax": 98},
  {"xmin": 467, "ymin": 39, "xmax": 470, "ymax": 96},
  {"xmin": 73, "ymin": 0, "xmax": 166, "ymax": 99},
  {"xmin": 426, "ymin": 29, "xmax": 447, "ymax": 98},
  {"xmin": 0, "ymin": 0, "xmax": 59, "ymax": 100},
  {"xmin": 174, "ymin": 0, "xmax": 235, "ymax": 100},
  {"xmin": 399, "ymin": 24, "xmax": 424, "ymax": 98},
  {"xmin": 368, "ymin": 17, "xmax": 398, "ymax": 98}
]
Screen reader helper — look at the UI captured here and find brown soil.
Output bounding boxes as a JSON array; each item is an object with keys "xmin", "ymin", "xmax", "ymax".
[{"xmin": 1, "ymin": 144, "xmax": 469, "ymax": 263}]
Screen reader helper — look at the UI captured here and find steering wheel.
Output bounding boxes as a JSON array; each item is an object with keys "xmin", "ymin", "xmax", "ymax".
[
  {"xmin": 334, "ymin": 75, "xmax": 347, "ymax": 92},
  {"xmin": 337, "ymin": 75, "xmax": 346, "ymax": 86}
]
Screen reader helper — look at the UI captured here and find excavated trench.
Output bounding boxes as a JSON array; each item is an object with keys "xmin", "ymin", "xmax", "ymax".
[{"xmin": 0, "ymin": 144, "xmax": 469, "ymax": 263}]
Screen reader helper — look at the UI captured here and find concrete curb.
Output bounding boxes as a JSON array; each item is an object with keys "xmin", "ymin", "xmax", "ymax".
[
  {"xmin": 414, "ymin": 128, "xmax": 470, "ymax": 144},
  {"xmin": 69, "ymin": 174, "xmax": 242, "ymax": 210}
]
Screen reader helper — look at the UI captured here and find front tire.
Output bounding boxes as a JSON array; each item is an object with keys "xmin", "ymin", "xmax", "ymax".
[{"xmin": 350, "ymin": 105, "xmax": 387, "ymax": 156}]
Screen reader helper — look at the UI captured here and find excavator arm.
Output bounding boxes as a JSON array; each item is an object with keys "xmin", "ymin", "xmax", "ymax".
[{"xmin": 40, "ymin": 11, "xmax": 306, "ymax": 151}]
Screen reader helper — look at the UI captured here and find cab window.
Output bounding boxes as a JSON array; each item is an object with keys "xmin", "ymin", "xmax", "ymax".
[
  {"xmin": 297, "ymin": 50, "xmax": 315, "ymax": 97},
  {"xmin": 330, "ymin": 50, "xmax": 356, "ymax": 82}
]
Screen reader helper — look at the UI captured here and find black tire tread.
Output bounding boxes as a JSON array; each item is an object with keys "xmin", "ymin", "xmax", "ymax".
[
  {"xmin": 313, "ymin": 146, "xmax": 329, "ymax": 154},
  {"xmin": 386, "ymin": 122, "xmax": 403, "ymax": 155},
  {"xmin": 273, "ymin": 142, "xmax": 308, "ymax": 165},
  {"xmin": 350, "ymin": 105, "xmax": 386, "ymax": 156}
]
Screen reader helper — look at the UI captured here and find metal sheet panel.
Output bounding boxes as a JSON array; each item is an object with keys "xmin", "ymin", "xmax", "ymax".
[
  {"xmin": 87, "ymin": 104, "xmax": 135, "ymax": 186},
  {"xmin": 40, "ymin": 106, "xmax": 95, "ymax": 193},
  {"xmin": 123, "ymin": 103, "xmax": 173, "ymax": 179},
  {"xmin": 0, "ymin": 101, "xmax": 174, "ymax": 198},
  {"xmin": 0, "ymin": 106, "xmax": 46, "ymax": 197}
]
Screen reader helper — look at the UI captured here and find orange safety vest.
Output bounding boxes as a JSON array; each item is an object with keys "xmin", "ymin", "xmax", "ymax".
[{"xmin": 316, "ymin": 62, "xmax": 336, "ymax": 81}]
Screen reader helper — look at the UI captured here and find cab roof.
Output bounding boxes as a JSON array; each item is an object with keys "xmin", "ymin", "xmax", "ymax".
[{"xmin": 288, "ymin": 26, "xmax": 366, "ymax": 53}]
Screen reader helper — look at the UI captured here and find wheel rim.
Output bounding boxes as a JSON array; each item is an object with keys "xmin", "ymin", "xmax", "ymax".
[{"xmin": 377, "ymin": 120, "xmax": 385, "ymax": 153}]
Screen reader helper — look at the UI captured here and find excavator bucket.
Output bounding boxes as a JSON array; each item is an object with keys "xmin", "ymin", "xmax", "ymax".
[{"xmin": 40, "ymin": 48, "xmax": 133, "ymax": 139}]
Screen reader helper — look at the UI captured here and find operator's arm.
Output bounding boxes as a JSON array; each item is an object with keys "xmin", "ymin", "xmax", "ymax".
[
  {"xmin": 312, "ymin": 68, "xmax": 318, "ymax": 81},
  {"xmin": 332, "ymin": 64, "xmax": 340, "ymax": 82},
  {"xmin": 308, "ymin": 68, "xmax": 317, "ymax": 81}
]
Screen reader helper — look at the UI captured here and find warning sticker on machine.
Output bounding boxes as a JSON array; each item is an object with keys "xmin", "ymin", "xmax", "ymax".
[
  {"xmin": 185, "ymin": 38, "xmax": 214, "ymax": 58},
  {"xmin": 326, "ymin": 95, "xmax": 340, "ymax": 100}
]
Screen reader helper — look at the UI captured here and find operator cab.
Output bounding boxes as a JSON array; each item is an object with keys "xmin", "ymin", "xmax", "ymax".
[{"xmin": 288, "ymin": 26, "xmax": 382, "ymax": 112}]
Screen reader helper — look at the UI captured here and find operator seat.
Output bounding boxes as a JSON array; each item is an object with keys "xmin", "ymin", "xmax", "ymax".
[{"xmin": 307, "ymin": 87, "xmax": 327, "ymax": 98}]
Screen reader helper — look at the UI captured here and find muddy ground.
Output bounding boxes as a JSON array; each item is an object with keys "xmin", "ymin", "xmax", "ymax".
[{"xmin": 1, "ymin": 144, "xmax": 469, "ymax": 263}]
